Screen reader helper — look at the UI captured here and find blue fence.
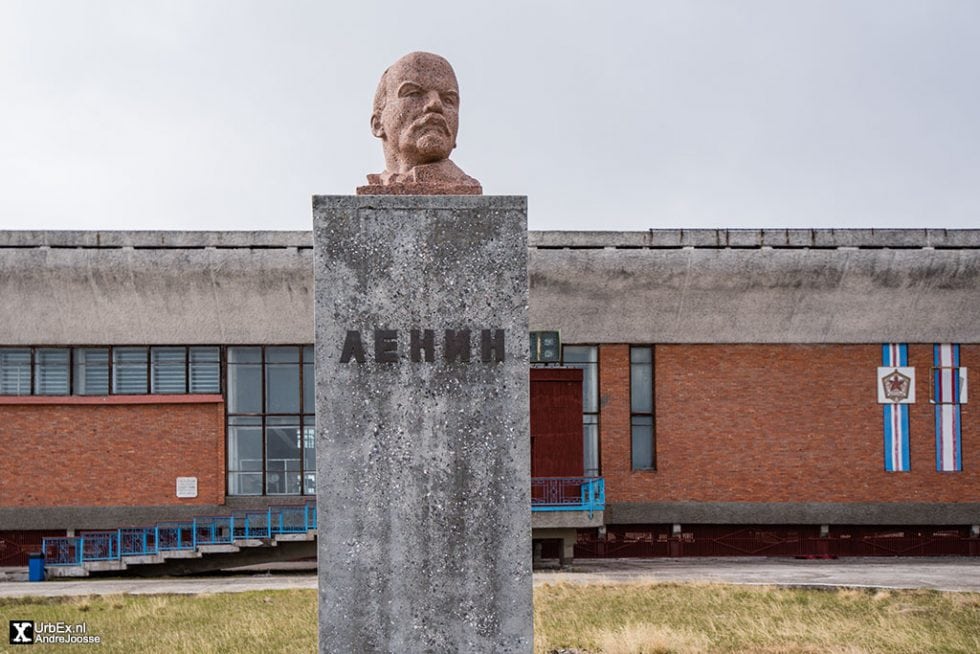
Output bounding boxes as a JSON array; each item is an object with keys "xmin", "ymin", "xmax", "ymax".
[
  {"xmin": 530, "ymin": 477, "xmax": 605, "ymax": 515},
  {"xmin": 42, "ymin": 479, "xmax": 603, "ymax": 568},
  {"xmin": 42, "ymin": 503, "xmax": 318, "ymax": 567}
]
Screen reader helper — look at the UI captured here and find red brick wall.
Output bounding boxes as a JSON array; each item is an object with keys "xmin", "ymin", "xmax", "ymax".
[
  {"xmin": 0, "ymin": 397, "xmax": 225, "ymax": 508},
  {"xmin": 598, "ymin": 344, "xmax": 978, "ymax": 504}
]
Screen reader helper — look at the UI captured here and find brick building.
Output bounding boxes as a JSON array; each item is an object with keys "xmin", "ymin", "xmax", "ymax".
[{"xmin": 1, "ymin": 228, "xmax": 978, "ymax": 563}]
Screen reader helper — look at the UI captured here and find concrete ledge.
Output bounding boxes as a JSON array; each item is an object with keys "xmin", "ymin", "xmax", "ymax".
[
  {"xmin": 274, "ymin": 533, "xmax": 315, "ymax": 542},
  {"xmin": 197, "ymin": 544, "xmax": 239, "ymax": 554},
  {"xmin": 160, "ymin": 550, "xmax": 202, "ymax": 560},
  {"xmin": 532, "ymin": 510, "xmax": 604, "ymax": 529},
  {"xmin": 233, "ymin": 539, "xmax": 266, "ymax": 548},
  {"xmin": 121, "ymin": 554, "xmax": 164, "ymax": 565},
  {"xmin": 0, "ymin": 230, "xmax": 314, "ymax": 249},
  {"xmin": 607, "ymin": 502, "xmax": 980, "ymax": 525},
  {"xmin": 528, "ymin": 229, "xmax": 980, "ymax": 249},
  {"xmin": 46, "ymin": 566, "xmax": 88, "ymax": 578},
  {"xmin": 5, "ymin": 228, "xmax": 975, "ymax": 251},
  {"xmin": 86, "ymin": 560, "xmax": 126, "ymax": 572}
]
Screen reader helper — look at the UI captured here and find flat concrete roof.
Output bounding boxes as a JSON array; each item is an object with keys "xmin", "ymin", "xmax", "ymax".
[{"xmin": 2, "ymin": 229, "xmax": 979, "ymax": 250}]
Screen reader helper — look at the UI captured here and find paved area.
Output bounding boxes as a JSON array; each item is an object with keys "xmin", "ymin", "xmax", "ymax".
[
  {"xmin": 0, "ymin": 572, "xmax": 318, "ymax": 598},
  {"xmin": 1, "ymin": 557, "xmax": 979, "ymax": 598},
  {"xmin": 535, "ymin": 557, "xmax": 980, "ymax": 592}
]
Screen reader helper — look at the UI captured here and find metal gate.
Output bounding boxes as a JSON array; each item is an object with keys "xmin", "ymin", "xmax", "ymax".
[
  {"xmin": 575, "ymin": 525, "xmax": 980, "ymax": 558},
  {"xmin": 0, "ymin": 530, "xmax": 67, "ymax": 566}
]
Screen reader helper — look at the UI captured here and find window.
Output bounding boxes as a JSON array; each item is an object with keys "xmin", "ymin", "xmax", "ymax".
[
  {"xmin": 227, "ymin": 416, "xmax": 263, "ymax": 495},
  {"xmin": 266, "ymin": 416, "xmax": 302, "ymax": 495},
  {"xmin": 303, "ymin": 418, "xmax": 315, "ymax": 494},
  {"xmin": 0, "ymin": 348, "xmax": 31, "ymax": 395},
  {"xmin": 189, "ymin": 347, "xmax": 220, "ymax": 393},
  {"xmin": 630, "ymin": 346, "xmax": 655, "ymax": 470},
  {"xmin": 74, "ymin": 348, "xmax": 109, "ymax": 395},
  {"xmin": 227, "ymin": 347, "xmax": 262, "ymax": 413},
  {"xmin": 34, "ymin": 348, "xmax": 69, "ymax": 395},
  {"xmin": 302, "ymin": 346, "xmax": 314, "ymax": 416},
  {"xmin": 266, "ymin": 347, "xmax": 300, "ymax": 414},
  {"xmin": 226, "ymin": 345, "xmax": 316, "ymax": 495},
  {"xmin": 113, "ymin": 347, "xmax": 148, "ymax": 394},
  {"xmin": 562, "ymin": 345, "xmax": 599, "ymax": 477},
  {"xmin": 0, "ymin": 345, "xmax": 222, "ymax": 396},
  {"xmin": 151, "ymin": 347, "xmax": 186, "ymax": 393}
]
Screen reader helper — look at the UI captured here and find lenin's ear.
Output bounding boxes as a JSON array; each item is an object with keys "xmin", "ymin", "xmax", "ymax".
[{"xmin": 370, "ymin": 113, "xmax": 385, "ymax": 139}]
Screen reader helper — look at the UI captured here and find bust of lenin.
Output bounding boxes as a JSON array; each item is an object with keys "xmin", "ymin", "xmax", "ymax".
[{"xmin": 357, "ymin": 52, "xmax": 482, "ymax": 195}]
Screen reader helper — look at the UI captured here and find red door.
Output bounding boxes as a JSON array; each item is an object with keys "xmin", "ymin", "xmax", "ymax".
[{"xmin": 530, "ymin": 367, "xmax": 584, "ymax": 477}]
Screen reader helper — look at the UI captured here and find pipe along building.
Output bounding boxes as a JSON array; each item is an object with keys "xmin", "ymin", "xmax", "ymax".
[{"xmin": 1, "ymin": 228, "xmax": 978, "ymax": 572}]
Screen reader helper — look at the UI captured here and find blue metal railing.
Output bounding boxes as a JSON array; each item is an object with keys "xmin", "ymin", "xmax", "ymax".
[
  {"xmin": 42, "ymin": 502, "xmax": 318, "ymax": 567},
  {"xmin": 530, "ymin": 477, "xmax": 605, "ymax": 514},
  {"xmin": 41, "ymin": 479, "xmax": 594, "ymax": 569}
]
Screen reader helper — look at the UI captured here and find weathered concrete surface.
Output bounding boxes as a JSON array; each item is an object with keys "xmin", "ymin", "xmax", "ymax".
[
  {"xmin": 0, "ymin": 230, "xmax": 313, "ymax": 248},
  {"xmin": 0, "ymin": 243, "xmax": 313, "ymax": 345},
  {"xmin": 528, "ymin": 228, "xmax": 980, "ymax": 249},
  {"xmin": 607, "ymin": 502, "xmax": 980, "ymax": 525},
  {"xmin": 532, "ymin": 510, "xmax": 604, "ymax": 529},
  {"xmin": 530, "ymin": 246, "xmax": 980, "ymax": 343},
  {"xmin": 313, "ymin": 196, "xmax": 531, "ymax": 653},
  {"xmin": 1, "ymin": 228, "xmax": 977, "ymax": 345}
]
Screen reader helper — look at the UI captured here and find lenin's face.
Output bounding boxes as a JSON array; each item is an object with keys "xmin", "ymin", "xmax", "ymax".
[{"xmin": 372, "ymin": 53, "xmax": 460, "ymax": 171}]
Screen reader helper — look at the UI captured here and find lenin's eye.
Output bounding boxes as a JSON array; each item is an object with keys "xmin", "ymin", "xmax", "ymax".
[
  {"xmin": 398, "ymin": 83, "xmax": 423, "ymax": 98},
  {"xmin": 442, "ymin": 93, "xmax": 458, "ymax": 107}
]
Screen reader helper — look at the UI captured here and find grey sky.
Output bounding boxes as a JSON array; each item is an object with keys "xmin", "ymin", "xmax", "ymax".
[{"xmin": 1, "ymin": 1, "xmax": 978, "ymax": 231}]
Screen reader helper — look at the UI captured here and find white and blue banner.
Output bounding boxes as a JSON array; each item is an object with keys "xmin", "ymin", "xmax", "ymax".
[
  {"xmin": 933, "ymin": 344, "xmax": 966, "ymax": 472},
  {"xmin": 881, "ymin": 343, "xmax": 911, "ymax": 472}
]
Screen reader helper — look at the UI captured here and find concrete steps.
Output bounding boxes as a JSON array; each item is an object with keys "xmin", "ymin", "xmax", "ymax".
[{"xmin": 46, "ymin": 531, "xmax": 318, "ymax": 578}]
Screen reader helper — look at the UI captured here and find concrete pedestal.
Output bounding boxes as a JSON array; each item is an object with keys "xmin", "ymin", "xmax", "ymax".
[{"xmin": 313, "ymin": 195, "xmax": 531, "ymax": 653}]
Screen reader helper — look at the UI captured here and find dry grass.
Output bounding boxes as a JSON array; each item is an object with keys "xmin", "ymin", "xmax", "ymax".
[
  {"xmin": 0, "ymin": 582, "xmax": 977, "ymax": 653},
  {"xmin": 0, "ymin": 590, "xmax": 316, "ymax": 653},
  {"xmin": 534, "ymin": 582, "xmax": 980, "ymax": 654}
]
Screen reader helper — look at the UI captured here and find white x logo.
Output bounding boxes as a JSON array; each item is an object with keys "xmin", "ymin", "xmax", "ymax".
[{"xmin": 11, "ymin": 621, "xmax": 33, "ymax": 643}]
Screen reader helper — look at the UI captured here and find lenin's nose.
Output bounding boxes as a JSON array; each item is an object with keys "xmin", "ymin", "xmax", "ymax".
[{"xmin": 423, "ymin": 91, "xmax": 443, "ymax": 113}]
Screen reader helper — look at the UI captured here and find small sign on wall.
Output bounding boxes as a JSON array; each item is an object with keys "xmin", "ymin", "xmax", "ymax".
[
  {"xmin": 176, "ymin": 476, "xmax": 198, "ymax": 499},
  {"xmin": 877, "ymin": 367, "xmax": 916, "ymax": 404}
]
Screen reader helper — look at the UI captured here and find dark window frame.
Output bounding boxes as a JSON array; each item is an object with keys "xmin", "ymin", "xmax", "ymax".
[
  {"xmin": 561, "ymin": 344, "xmax": 601, "ymax": 477},
  {"xmin": 225, "ymin": 344, "xmax": 316, "ymax": 497},
  {"xmin": 629, "ymin": 345, "xmax": 656, "ymax": 471},
  {"xmin": 0, "ymin": 345, "xmax": 223, "ymax": 397}
]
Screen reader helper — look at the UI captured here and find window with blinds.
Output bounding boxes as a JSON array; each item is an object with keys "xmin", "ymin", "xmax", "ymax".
[
  {"xmin": 189, "ymin": 346, "xmax": 220, "ymax": 393},
  {"xmin": 113, "ymin": 347, "xmax": 148, "ymax": 394},
  {"xmin": 74, "ymin": 348, "xmax": 109, "ymax": 395},
  {"xmin": 0, "ymin": 345, "xmax": 222, "ymax": 396},
  {"xmin": 0, "ymin": 348, "xmax": 31, "ymax": 395},
  {"xmin": 34, "ymin": 348, "xmax": 70, "ymax": 395},
  {"xmin": 151, "ymin": 347, "xmax": 186, "ymax": 393}
]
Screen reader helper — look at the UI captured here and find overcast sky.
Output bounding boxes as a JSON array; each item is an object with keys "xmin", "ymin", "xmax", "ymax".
[{"xmin": 1, "ymin": 1, "xmax": 978, "ymax": 232}]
